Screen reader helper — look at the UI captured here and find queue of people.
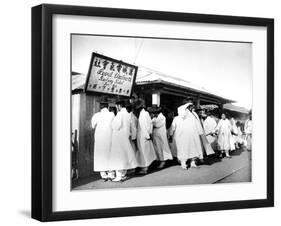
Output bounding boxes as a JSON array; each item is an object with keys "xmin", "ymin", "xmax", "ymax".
[{"xmin": 91, "ymin": 98, "xmax": 252, "ymax": 182}]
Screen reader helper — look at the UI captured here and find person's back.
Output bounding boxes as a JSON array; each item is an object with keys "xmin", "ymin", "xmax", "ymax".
[
  {"xmin": 93, "ymin": 108, "xmax": 115, "ymax": 133},
  {"xmin": 136, "ymin": 108, "xmax": 156, "ymax": 172},
  {"xmin": 91, "ymin": 106, "xmax": 114, "ymax": 179}
]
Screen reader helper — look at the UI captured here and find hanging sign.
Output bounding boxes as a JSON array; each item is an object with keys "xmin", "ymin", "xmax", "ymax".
[{"xmin": 84, "ymin": 53, "xmax": 138, "ymax": 97}]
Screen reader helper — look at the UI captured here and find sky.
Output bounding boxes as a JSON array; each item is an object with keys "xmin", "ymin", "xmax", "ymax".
[{"xmin": 72, "ymin": 35, "xmax": 252, "ymax": 109}]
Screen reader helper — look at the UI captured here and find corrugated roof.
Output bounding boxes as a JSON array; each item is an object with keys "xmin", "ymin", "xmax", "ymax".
[
  {"xmin": 136, "ymin": 66, "xmax": 207, "ymax": 92},
  {"xmin": 223, "ymin": 103, "xmax": 250, "ymax": 114},
  {"xmin": 136, "ymin": 66, "xmax": 234, "ymax": 102}
]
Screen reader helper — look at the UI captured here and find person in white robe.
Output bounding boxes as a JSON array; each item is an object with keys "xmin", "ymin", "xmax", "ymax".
[
  {"xmin": 108, "ymin": 101, "xmax": 138, "ymax": 182},
  {"xmin": 91, "ymin": 103, "xmax": 115, "ymax": 180},
  {"xmin": 129, "ymin": 110, "xmax": 138, "ymax": 152},
  {"xmin": 203, "ymin": 112, "xmax": 218, "ymax": 151},
  {"xmin": 215, "ymin": 113, "xmax": 232, "ymax": 158},
  {"xmin": 170, "ymin": 103, "xmax": 203, "ymax": 169},
  {"xmin": 191, "ymin": 108, "xmax": 215, "ymax": 157},
  {"xmin": 235, "ymin": 121, "xmax": 244, "ymax": 147},
  {"xmin": 125, "ymin": 103, "xmax": 139, "ymax": 176},
  {"xmin": 230, "ymin": 117, "xmax": 239, "ymax": 151},
  {"xmin": 169, "ymin": 115, "xmax": 184, "ymax": 167},
  {"xmin": 244, "ymin": 114, "xmax": 252, "ymax": 151},
  {"xmin": 136, "ymin": 100, "xmax": 157, "ymax": 174},
  {"xmin": 149, "ymin": 106, "xmax": 173, "ymax": 169}
]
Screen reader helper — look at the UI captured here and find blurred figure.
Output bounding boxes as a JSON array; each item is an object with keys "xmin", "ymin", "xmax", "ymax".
[
  {"xmin": 244, "ymin": 112, "xmax": 252, "ymax": 151},
  {"xmin": 230, "ymin": 117, "xmax": 239, "ymax": 151},
  {"xmin": 236, "ymin": 120, "xmax": 245, "ymax": 147},
  {"xmin": 149, "ymin": 105, "xmax": 173, "ymax": 169},
  {"xmin": 91, "ymin": 103, "xmax": 115, "ymax": 181}
]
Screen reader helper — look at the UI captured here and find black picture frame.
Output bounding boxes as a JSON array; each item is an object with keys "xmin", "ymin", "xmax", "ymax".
[{"xmin": 31, "ymin": 4, "xmax": 274, "ymax": 222}]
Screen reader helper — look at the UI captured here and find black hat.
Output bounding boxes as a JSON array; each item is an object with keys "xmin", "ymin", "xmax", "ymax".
[
  {"xmin": 147, "ymin": 105, "xmax": 162, "ymax": 113},
  {"xmin": 135, "ymin": 98, "xmax": 145, "ymax": 109}
]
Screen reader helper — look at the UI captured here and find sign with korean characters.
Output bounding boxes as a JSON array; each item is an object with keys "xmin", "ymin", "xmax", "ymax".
[{"xmin": 85, "ymin": 53, "xmax": 138, "ymax": 97}]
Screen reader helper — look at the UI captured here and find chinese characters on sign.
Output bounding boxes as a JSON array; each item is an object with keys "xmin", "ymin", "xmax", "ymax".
[{"xmin": 85, "ymin": 53, "xmax": 137, "ymax": 97}]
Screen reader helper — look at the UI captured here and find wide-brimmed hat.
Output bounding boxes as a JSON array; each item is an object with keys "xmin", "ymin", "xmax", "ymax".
[{"xmin": 147, "ymin": 105, "xmax": 162, "ymax": 113}]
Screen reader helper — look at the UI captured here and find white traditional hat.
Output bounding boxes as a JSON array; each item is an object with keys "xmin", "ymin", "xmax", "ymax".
[{"xmin": 177, "ymin": 102, "xmax": 193, "ymax": 117}]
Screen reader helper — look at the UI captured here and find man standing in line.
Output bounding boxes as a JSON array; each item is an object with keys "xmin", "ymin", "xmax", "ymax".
[
  {"xmin": 108, "ymin": 100, "xmax": 138, "ymax": 182},
  {"xmin": 136, "ymin": 99, "xmax": 157, "ymax": 174},
  {"xmin": 244, "ymin": 112, "xmax": 252, "ymax": 151},
  {"xmin": 91, "ymin": 103, "xmax": 115, "ymax": 181},
  {"xmin": 203, "ymin": 111, "xmax": 218, "ymax": 151},
  {"xmin": 149, "ymin": 105, "xmax": 173, "ymax": 169},
  {"xmin": 126, "ymin": 102, "xmax": 138, "ymax": 153},
  {"xmin": 191, "ymin": 106, "xmax": 215, "ymax": 159}
]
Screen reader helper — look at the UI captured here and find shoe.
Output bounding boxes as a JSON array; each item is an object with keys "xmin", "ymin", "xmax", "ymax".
[
  {"xmin": 190, "ymin": 161, "xmax": 199, "ymax": 168},
  {"xmin": 225, "ymin": 155, "xmax": 232, "ymax": 158},
  {"xmin": 112, "ymin": 177, "xmax": 123, "ymax": 182},
  {"xmin": 121, "ymin": 176, "xmax": 128, "ymax": 182}
]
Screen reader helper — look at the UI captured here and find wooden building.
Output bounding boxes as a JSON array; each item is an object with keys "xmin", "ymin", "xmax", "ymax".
[{"xmin": 71, "ymin": 66, "xmax": 235, "ymax": 184}]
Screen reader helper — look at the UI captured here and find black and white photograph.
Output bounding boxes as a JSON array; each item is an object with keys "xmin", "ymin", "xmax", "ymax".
[
  {"xmin": 71, "ymin": 34, "xmax": 253, "ymax": 190},
  {"xmin": 29, "ymin": 3, "xmax": 274, "ymax": 222}
]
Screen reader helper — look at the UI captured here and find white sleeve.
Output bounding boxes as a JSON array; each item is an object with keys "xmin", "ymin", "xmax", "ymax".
[{"xmin": 91, "ymin": 113, "xmax": 99, "ymax": 129}]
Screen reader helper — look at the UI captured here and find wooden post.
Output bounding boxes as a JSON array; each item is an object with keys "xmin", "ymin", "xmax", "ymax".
[{"xmin": 77, "ymin": 93, "xmax": 97, "ymax": 179}]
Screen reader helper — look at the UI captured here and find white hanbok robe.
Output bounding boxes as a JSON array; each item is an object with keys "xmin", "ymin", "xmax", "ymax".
[
  {"xmin": 170, "ymin": 109, "xmax": 203, "ymax": 161},
  {"xmin": 216, "ymin": 119, "xmax": 232, "ymax": 151},
  {"xmin": 108, "ymin": 108, "xmax": 138, "ymax": 170},
  {"xmin": 245, "ymin": 119, "xmax": 252, "ymax": 150},
  {"xmin": 192, "ymin": 111, "xmax": 215, "ymax": 156},
  {"xmin": 151, "ymin": 113, "xmax": 173, "ymax": 161},
  {"xmin": 230, "ymin": 119, "xmax": 238, "ymax": 151},
  {"xmin": 91, "ymin": 108, "xmax": 114, "ymax": 172},
  {"xmin": 169, "ymin": 116, "xmax": 184, "ymax": 159},
  {"xmin": 203, "ymin": 116, "xmax": 218, "ymax": 148},
  {"xmin": 130, "ymin": 112, "xmax": 138, "ymax": 152},
  {"xmin": 136, "ymin": 109, "xmax": 157, "ymax": 167}
]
